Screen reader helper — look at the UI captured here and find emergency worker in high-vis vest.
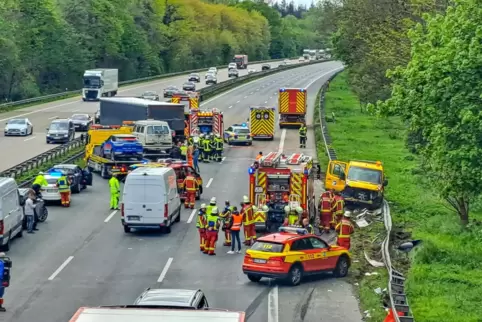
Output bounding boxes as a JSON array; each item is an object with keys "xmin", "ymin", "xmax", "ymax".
[
  {"xmin": 241, "ymin": 196, "xmax": 255, "ymax": 246},
  {"xmin": 56, "ymin": 175, "xmax": 72, "ymax": 207},
  {"xmin": 335, "ymin": 211, "xmax": 355, "ymax": 250},
  {"xmin": 205, "ymin": 207, "xmax": 221, "ymax": 255},
  {"xmin": 183, "ymin": 174, "xmax": 198, "ymax": 209},
  {"xmin": 219, "ymin": 201, "xmax": 234, "ymax": 246},
  {"xmin": 319, "ymin": 190, "xmax": 334, "ymax": 232},
  {"xmin": 285, "ymin": 205, "xmax": 302, "ymax": 225},
  {"xmin": 180, "ymin": 142, "xmax": 188, "ymax": 161},
  {"xmin": 202, "ymin": 136, "xmax": 211, "ymax": 162},
  {"xmin": 206, "ymin": 197, "xmax": 216, "ymax": 215},
  {"xmin": 331, "ymin": 191, "xmax": 345, "ymax": 228},
  {"xmin": 227, "ymin": 209, "xmax": 243, "ymax": 254},
  {"xmin": 214, "ymin": 135, "xmax": 223, "ymax": 162},
  {"xmin": 196, "ymin": 204, "xmax": 208, "ymax": 252},
  {"xmin": 109, "ymin": 173, "xmax": 120, "ymax": 210}
]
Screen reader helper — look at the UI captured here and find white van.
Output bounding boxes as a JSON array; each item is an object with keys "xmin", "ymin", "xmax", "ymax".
[
  {"xmin": 121, "ymin": 167, "xmax": 181, "ymax": 234},
  {"xmin": 0, "ymin": 178, "xmax": 24, "ymax": 251},
  {"xmin": 132, "ymin": 119, "xmax": 173, "ymax": 155}
]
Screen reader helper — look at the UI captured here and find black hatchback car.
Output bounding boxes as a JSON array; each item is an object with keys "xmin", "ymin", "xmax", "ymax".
[
  {"xmin": 188, "ymin": 73, "xmax": 200, "ymax": 82},
  {"xmin": 262, "ymin": 63, "xmax": 271, "ymax": 70},
  {"xmin": 182, "ymin": 82, "xmax": 196, "ymax": 91},
  {"xmin": 48, "ymin": 164, "xmax": 93, "ymax": 193},
  {"xmin": 163, "ymin": 86, "xmax": 180, "ymax": 98}
]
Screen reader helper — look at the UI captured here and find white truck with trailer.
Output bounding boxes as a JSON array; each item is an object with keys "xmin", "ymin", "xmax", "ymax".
[
  {"xmin": 69, "ymin": 307, "xmax": 246, "ymax": 322},
  {"xmin": 82, "ymin": 69, "xmax": 119, "ymax": 101}
]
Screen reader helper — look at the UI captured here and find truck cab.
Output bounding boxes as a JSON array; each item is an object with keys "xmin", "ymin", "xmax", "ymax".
[
  {"xmin": 325, "ymin": 160, "xmax": 388, "ymax": 209},
  {"xmin": 131, "ymin": 120, "xmax": 173, "ymax": 157},
  {"xmin": 82, "ymin": 69, "xmax": 118, "ymax": 101}
]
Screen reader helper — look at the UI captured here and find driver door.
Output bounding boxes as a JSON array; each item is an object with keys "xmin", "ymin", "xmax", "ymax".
[
  {"xmin": 79, "ymin": 166, "xmax": 93, "ymax": 186},
  {"xmin": 325, "ymin": 160, "xmax": 348, "ymax": 192}
]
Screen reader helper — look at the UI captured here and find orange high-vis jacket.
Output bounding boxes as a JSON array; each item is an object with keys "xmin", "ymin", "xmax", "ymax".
[{"xmin": 183, "ymin": 176, "xmax": 197, "ymax": 192}]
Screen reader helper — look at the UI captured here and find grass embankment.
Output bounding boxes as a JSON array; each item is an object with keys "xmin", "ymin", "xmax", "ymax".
[{"xmin": 317, "ymin": 71, "xmax": 482, "ymax": 322}]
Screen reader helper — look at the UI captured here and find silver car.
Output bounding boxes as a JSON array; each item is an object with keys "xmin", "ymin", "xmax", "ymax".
[
  {"xmin": 141, "ymin": 91, "xmax": 160, "ymax": 101},
  {"xmin": 134, "ymin": 288, "xmax": 209, "ymax": 309},
  {"xmin": 4, "ymin": 118, "xmax": 33, "ymax": 136}
]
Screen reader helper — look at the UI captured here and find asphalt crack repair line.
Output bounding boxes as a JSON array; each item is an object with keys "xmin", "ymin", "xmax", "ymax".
[{"xmin": 48, "ymin": 256, "xmax": 74, "ymax": 281}]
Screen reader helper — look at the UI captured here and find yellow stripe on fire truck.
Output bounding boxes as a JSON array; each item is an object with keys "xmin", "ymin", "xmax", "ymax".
[
  {"xmin": 279, "ymin": 92, "xmax": 289, "ymax": 113},
  {"xmin": 172, "ymin": 97, "xmax": 180, "ymax": 104},
  {"xmin": 257, "ymin": 172, "xmax": 267, "ymax": 189},
  {"xmin": 190, "ymin": 98, "xmax": 198, "ymax": 109},
  {"xmin": 296, "ymin": 92, "xmax": 305, "ymax": 113},
  {"xmin": 290, "ymin": 173, "xmax": 303, "ymax": 197}
]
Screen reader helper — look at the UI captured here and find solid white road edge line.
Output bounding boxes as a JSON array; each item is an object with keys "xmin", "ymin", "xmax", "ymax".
[
  {"xmin": 186, "ymin": 209, "xmax": 197, "ymax": 224},
  {"xmin": 104, "ymin": 210, "xmax": 118, "ymax": 223},
  {"xmin": 24, "ymin": 136, "xmax": 36, "ymax": 142},
  {"xmin": 267, "ymin": 285, "xmax": 279, "ymax": 322},
  {"xmin": 157, "ymin": 257, "xmax": 174, "ymax": 283},
  {"xmin": 206, "ymin": 178, "xmax": 213, "ymax": 188},
  {"xmin": 278, "ymin": 129, "xmax": 286, "ymax": 153},
  {"xmin": 48, "ymin": 256, "xmax": 74, "ymax": 281}
]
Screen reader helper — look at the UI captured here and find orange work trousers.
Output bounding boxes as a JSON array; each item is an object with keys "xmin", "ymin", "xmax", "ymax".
[
  {"xmin": 205, "ymin": 230, "xmax": 218, "ymax": 255},
  {"xmin": 223, "ymin": 229, "xmax": 231, "ymax": 246},
  {"xmin": 337, "ymin": 237, "xmax": 351, "ymax": 250},
  {"xmin": 321, "ymin": 211, "xmax": 332, "ymax": 230},
  {"xmin": 60, "ymin": 191, "xmax": 71, "ymax": 207},
  {"xmin": 184, "ymin": 191, "xmax": 196, "ymax": 209},
  {"xmin": 243, "ymin": 224, "xmax": 256, "ymax": 245},
  {"xmin": 198, "ymin": 228, "xmax": 206, "ymax": 251}
]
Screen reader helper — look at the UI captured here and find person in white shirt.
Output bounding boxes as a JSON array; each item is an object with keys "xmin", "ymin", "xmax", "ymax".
[{"xmin": 24, "ymin": 192, "xmax": 36, "ymax": 234}]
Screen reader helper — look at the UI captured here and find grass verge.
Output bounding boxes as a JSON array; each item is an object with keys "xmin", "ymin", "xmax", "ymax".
[
  {"xmin": 319, "ymin": 71, "xmax": 482, "ymax": 322},
  {"xmin": 15, "ymin": 147, "xmax": 85, "ymax": 185}
]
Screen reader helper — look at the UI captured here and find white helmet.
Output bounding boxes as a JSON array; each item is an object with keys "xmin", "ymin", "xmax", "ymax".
[
  {"xmin": 344, "ymin": 210, "xmax": 352, "ymax": 218},
  {"xmin": 211, "ymin": 206, "xmax": 219, "ymax": 215},
  {"xmin": 262, "ymin": 205, "xmax": 269, "ymax": 211},
  {"xmin": 39, "ymin": 172, "xmax": 44, "ymax": 175},
  {"xmin": 216, "ymin": 134, "xmax": 220, "ymax": 138},
  {"xmin": 284, "ymin": 206, "xmax": 290, "ymax": 213},
  {"xmin": 210, "ymin": 197, "xmax": 216, "ymax": 204},
  {"xmin": 243, "ymin": 195, "xmax": 249, "ymax": 203},
  {"xmin": 200, "ymin": 203, "xmax": 206, "ymax": 209},
  {"xmin": 296, "ymin": 206, "xmax": 303, "ymax": 214}
]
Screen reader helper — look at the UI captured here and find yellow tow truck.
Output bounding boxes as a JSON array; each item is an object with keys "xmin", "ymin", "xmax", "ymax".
[{"xmin": 325, "ymin": 159, "xmax": 388, "ymax": 209}]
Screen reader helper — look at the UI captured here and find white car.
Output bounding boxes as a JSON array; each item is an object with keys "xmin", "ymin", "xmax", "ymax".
[
  {"xmin": 228, "ymin": 63, "xmax": 237, "ymax": 70},
  {"xmin": 208, "ymin": 67, "xmax": 217, "ymax": 75},
  {"xmin": 4, "ymin": 118, "xmax": 33, "ymax": 136},
  {"xmin": 299, "ymin": 57, "xmax": 305, "ymax": 62},
  {"xmin": 40, "ymin": 174, "xmax": 63, "ymax": 201},
  {"xmin": 205, "ymin": 71, "xmax": 215, "ymax": 79}
]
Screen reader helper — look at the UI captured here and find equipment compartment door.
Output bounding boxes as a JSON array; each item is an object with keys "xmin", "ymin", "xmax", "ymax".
[{"xmin": 325, "ymin": 161, "xmax": 348, "ymax": 192}]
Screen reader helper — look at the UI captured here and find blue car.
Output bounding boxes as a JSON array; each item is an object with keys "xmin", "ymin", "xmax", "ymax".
[{"xmin": 101, "ymin": 134, "xmax": 144, "ymax": 160}]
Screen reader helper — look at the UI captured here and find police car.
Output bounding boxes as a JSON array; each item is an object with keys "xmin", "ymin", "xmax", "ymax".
[
  {"xmin": 242, "ymin": 226, "xmax": 351, "ymax": 286},
  {"xmin": 223, "ymin": 123, "xmax": 252, "ymax": 146}
]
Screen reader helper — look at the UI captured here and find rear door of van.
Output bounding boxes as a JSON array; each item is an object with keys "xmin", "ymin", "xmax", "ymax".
[{"xmin": 123, "ymin": 175, "xmax": 166, "ymax": 225}]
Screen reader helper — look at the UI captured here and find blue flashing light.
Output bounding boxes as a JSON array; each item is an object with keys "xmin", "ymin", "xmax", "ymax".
[
  {"xmin": 241, "ymin": 123, "xmax": 247, "ymax": 127},
  {"xmin": 47, "ymin": 171, "xmax": 63, "ymax": 177},
  {"xmin": 280, "ymin": 88, "xmax": 285, "ymax": 92},
  {"xmin": 304, "ymin": 169, "xmax": 308, "ymax": 175},
  {"xmin": 142, "ymin": 160, "xmax": 148, "ymax": 164},
  {"xmin": 279, "ymin": 226, "xmax": 308, "ymax": 235},
  {"xmin": 299, "ymin": 89, "xmax": 305, "ymax": 92},
  {"xmin": 248, "ymin": 167, "xmax": 255, "ymax": 175}
]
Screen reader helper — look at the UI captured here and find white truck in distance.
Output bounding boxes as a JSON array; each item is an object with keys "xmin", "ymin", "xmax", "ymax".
[{"xmin": 82, "ymin": 69, "xmax": 119, "ymax": 101}]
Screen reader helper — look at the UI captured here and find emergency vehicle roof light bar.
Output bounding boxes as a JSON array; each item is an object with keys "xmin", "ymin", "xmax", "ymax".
[
  {"xmin": 279, "ymin": 226, "xmax": 308, "ymax": 235},
  {"xmin": 122, "ymin": 121, "xmax": 135, "ymax": 125},
  {"xmin": 90, "ymin": 124, "xmax": 121, "ymax": 129}
]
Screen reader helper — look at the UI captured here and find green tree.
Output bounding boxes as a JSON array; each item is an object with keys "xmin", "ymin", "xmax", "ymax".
[{"xmin": 378, "ymin": 0, "xmax": 482, "ymax": 226}]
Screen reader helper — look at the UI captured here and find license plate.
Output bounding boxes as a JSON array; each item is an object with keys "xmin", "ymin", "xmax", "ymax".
[
  {"xmin": 254, "ymin": 259, "xmax": 266, "ymax": 264},
  {"xmin": 128, "ymin": 216, "xmax": 140, "ymax": 221},
  {"xmin": 46, "ymin": 189, "xmax": 55, "ymax": 193},
  {"xmin": 238, "ymin": 136, "xmax": 246, "ymax": 139}
]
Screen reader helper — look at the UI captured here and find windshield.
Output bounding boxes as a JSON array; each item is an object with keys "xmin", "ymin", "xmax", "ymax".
[
  {"xmin": 8, "ymin": 119, "xmax": 25, "ymax": 124},
  {"xmin": 235, "ymin": 128, "xmax": 250, "ymax": 134},
  {"xmin": 147, "ymin": 125, "xmax": 170, "ymax": 135},
  {"xmin": 49, "ymin": 123, "xmax": 68, "ymax": 131},
  {"xmin": 72, "ymin": 115, "xmax": 88, "ymax": 120},
  {"xmin": 50, "ymin": 168, "xmax": 72, "ymax": 175},
  {"xmin": 232, "ymin": 57, "xmax": 243, "ymax": 63},
  {"xmin": 347, "ymin": 166, "xmax": 382, "ymax": 184},
  {"xmin": 83, "ymin": 76, "xmax": 101, "ymax": 88}
]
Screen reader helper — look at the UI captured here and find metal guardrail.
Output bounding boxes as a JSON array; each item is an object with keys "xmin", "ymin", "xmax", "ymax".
[
  {"xmin": 0, "ymin": 57, "xmax": 301, "ymax": 110},
  {"xmin": 0, "ymin": 59, "xmax": 331, "ymax": 183},
  {"xmin": 317, "ymin": 71, "xmax": 414, "ymax": 322}
]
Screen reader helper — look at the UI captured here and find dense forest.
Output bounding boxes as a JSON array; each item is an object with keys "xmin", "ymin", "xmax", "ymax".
[{"xmin": 0, "ymin": 0, "xmax": 323, "ymax": 102}]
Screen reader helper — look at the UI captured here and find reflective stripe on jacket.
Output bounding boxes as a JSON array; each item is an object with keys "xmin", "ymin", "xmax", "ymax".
[
  {"xmin": 57, "ymin": 176, "xmax": 70, "ymax": 192},
  {"xmin": 180, "ymin": 145, "xmax": 188, "ymax": 155},
  {"xmin": 336, "ymin": 219, "xmax": 354, "ymax": 238},
  {"xmin": 183, "ymin": 176, "xmax": 197, "ymax": 191},
  {"xmin": 206, "ymin": 214, "xmax": 220, "ymax": 230},
  {"xmin": 241, "ymin": 204, "xmax": 253, "ymax": 225},
  {"xmin": 196, "ymin": 213, "xmax": 207, "ymax": 229}
]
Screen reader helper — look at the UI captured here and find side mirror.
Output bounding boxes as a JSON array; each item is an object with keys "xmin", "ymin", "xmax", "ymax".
[{"xmin": 383, "ymin": 179, "xmax": 388, "ymax": 187}]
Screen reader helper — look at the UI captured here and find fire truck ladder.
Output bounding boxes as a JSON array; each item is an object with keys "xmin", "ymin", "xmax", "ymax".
[
  {"xmin": 260, "ymin": 152, "xmax": 282, "ymax": 167},
  {"xmin": 287, "ymin": 153, "xmax": 312, "ymax": 165}
]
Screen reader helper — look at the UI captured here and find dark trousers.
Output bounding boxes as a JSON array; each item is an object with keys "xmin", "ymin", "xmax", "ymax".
[
  {"xmin": 230, "ymin": 230, "xmax": 241, "ymax": 251},
  {"xmin": 299, "ymin": 136, "xmax": 306, "ymax": 148}
]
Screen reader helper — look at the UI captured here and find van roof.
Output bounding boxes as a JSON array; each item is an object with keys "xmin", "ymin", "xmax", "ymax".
[
  {"xmin": 129, "ymin": 166, "xmax": 172, "ymax": 176},
  {"xmin": 100, "ymin": 97, "xmax": 184, "ymax": 108},
  {"xmin": 0, "ymin": 177, "xmax": 18, "ymax": 194},
  {"xmin": 135, "ymin": 120, "xmax": 169, "ymax": 125}
]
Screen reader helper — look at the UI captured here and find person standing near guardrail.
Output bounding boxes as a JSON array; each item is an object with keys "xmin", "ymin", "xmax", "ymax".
[
  {"xmin": 109, "ymin": 173, "xmax": 120, "ymax": 210},
  {"xmin": 32, "ymin": 171, "xmax": 48, "ymax": 197},
  {"xmin": 56, "ymin": 175, "xmax": 72, "ymax": 207},
  {"xmin": 335, "ymin": 211, "xmax": 354, "ymax": 250}
]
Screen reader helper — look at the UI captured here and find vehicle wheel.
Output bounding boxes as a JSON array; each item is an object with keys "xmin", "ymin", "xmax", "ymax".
[
  {"xmin": 195, "ymin": 186, "xmax": 203, "ymax": 200},
  {"xmin": 2, "ymin": 232, "xmax": 11, "ymax": 252},
  {"xmin": 175, "ymin": 208, "xmax": 181, "ymax": 222},
  {"xmin": 38, "ymin": 206, "xmax": 48, "ymax": 222},
  {"xmin": 162, "ymin": 225, "xmax": 172, "ymax": 234},
  {"xmin": 82, "ymin": 98, "xmax": 86, "ymax": 102},
  {"xmin": 73, "ymin": 182, "xmax": 81, "ymax": 193},
  {"xmin": 228, "ymin": 139, "xmax": 232, "ymax": 146},
  {"xmin": 123, "ymin": 225, "xmax": 131, "ymax": 233},
  {"xmin": 247, "ymin": 274, "xmax": 262, "ymax": 283},
  {"xmin": 247, "ymin": 142, "xmax": 252, "ymax": 146},
  {"xmin": 286, "ymin": 264, "xmax": 303, "ymax": 286},
  {"xmin": 46, "ymin": 140, "xmax": 50, "ymax": 144},
  {"xmin": 31, "ymin": 127, "xmax": 34, "ymax": 135},
  {"xmin": 333, "ymin": 255, "xmax": 350, "ymax": 278}
]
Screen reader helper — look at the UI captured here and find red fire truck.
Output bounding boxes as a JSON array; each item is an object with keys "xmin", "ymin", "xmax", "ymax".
[
  {"xmin": 248, "ymin": 151, "xmax": 316, "ymax": 231},
  {"xmin": 278, "ymin": 88, "xmax": 307, "ymax": 128},
  {"xmin": 184, "ymin": 108, "xmax": 224, "ymax": 137},
  {"xmin": 171, "ymin": 91, "xmax": 200, "ymax": 110}
]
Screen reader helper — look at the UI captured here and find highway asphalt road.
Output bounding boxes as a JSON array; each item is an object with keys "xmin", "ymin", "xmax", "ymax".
[
  {"xmin": 2, "ymin": 61, "xmax": 363, "ymax": 322},
  {"xmin": 0, "ymin": 59, "xmax": 300, "ymax": 172}
]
